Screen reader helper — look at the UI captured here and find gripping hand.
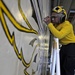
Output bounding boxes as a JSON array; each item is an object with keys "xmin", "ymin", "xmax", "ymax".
[{"xmin": 43, "ymin": 16, "xmax": 51, "ymax": 25}]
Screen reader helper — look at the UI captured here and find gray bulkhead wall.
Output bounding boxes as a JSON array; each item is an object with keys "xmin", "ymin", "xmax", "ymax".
[{"xmin": 70, "ymin": 1, "xmax": 75, "ymax": 34}]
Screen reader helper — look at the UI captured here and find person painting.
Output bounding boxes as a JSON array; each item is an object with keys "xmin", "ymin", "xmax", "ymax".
[{"xmin": 44, "ymin": 6, "xmax": 75, "ymax": 75}]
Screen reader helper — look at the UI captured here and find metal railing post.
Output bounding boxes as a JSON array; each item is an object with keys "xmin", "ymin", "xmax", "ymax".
[{"xmin": 50, "ymin": 37, "xmax": 61, "ymax": 75}]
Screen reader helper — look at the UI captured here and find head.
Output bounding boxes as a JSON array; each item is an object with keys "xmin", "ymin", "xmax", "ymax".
[{"xmin": 51, "ymin": 6, "xmax": 67, "ymax": 24}]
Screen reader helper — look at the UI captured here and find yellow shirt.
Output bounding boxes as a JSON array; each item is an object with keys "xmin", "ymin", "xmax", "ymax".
[{"xmin": 48, "ymin": 21, "xmax": 75, "ymax": 45}]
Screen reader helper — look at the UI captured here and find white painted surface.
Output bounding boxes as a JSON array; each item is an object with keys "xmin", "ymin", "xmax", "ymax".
[{"xmin": 0, "ymin": 0, "xmax": 50, "ymax": 75}]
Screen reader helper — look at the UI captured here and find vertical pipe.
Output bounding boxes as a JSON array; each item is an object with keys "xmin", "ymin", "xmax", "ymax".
[{"xmin": 32, "ymin": 0, "xmax": 44, "ymax": 34}]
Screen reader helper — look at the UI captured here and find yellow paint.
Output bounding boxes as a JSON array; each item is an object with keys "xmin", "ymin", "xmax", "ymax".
[{"xmin": 0, "ymin": 0, "xmax": 39, "ymax": 75}]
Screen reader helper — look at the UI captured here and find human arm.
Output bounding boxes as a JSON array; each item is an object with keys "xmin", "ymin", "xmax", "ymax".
[{"xmin": 48, "ymin": 23, "xmax": 72, "ymax": 39}]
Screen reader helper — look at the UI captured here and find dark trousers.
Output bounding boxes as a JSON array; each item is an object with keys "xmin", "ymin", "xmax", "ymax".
[{"xmin": 60, "ymin": 43, "xmax": 75, "ymax": 75}]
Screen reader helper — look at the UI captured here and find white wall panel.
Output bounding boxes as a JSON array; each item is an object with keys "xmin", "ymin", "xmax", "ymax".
[{"xmin": 0, "ymin": 0, "xmax": 50, "ymax": 75}]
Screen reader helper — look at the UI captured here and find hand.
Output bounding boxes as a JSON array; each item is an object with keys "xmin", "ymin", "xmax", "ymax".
[{"xmin": 43, "ymin": 16, "xmax": 51, "ymax": 25}]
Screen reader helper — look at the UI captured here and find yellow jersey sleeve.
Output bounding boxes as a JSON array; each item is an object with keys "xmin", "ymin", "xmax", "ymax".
[{"xmin": 48, "ymin": 22, "xmax": 72, "ymax": 39}]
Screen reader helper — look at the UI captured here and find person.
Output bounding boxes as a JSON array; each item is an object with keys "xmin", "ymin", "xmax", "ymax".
[{"xmin": 44, "ymin": 6, "xmax": 75, "ymax": 75}]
